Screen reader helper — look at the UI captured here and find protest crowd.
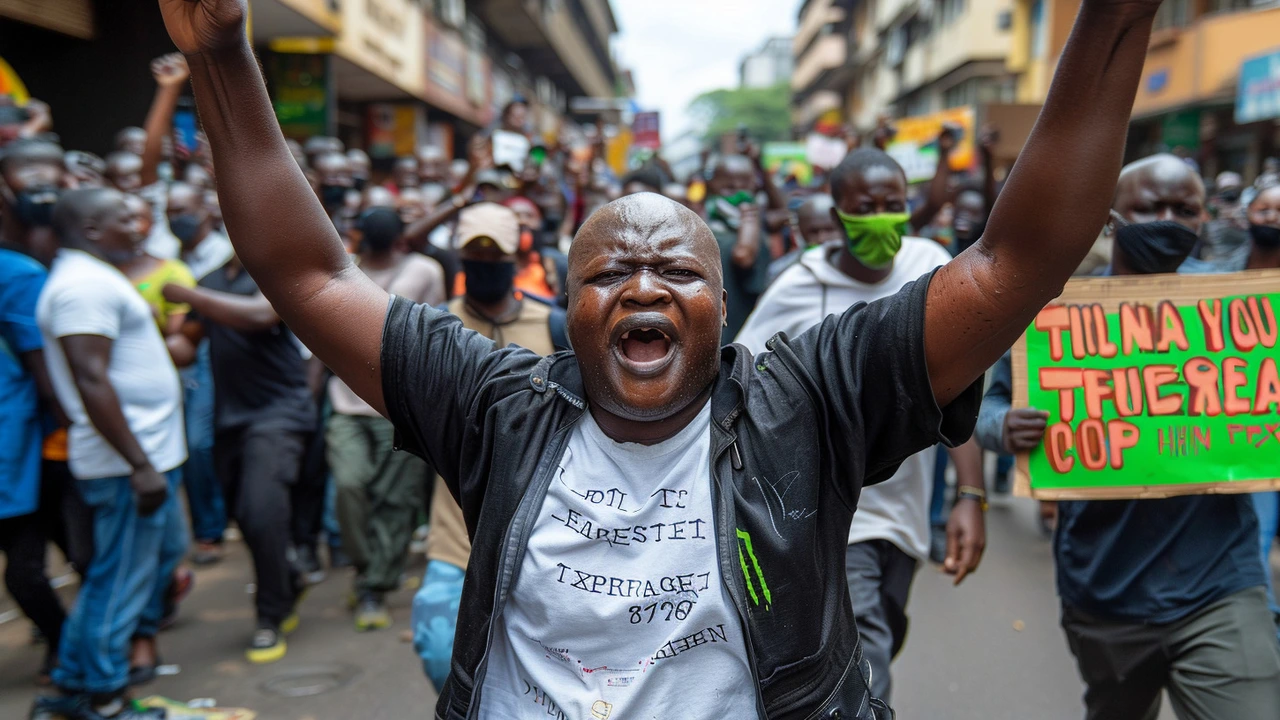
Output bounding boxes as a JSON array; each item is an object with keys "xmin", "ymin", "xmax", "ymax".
[{"xmin": 1, "ymin": 0, "xmax": 1279, "ymax": 718}]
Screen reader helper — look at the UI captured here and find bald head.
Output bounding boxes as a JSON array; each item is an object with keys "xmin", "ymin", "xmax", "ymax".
[
  {"xmin": 52, "ymin": 187, "xmax": 122, "ymax": 246},
  {"xmin": 115, "ymin": 127, "xmax": 147, "ymax": 156},
  {"xmin": 1114, "ymin": 153, "xmax": 1206, "ymax": 234},
  {"xmin": 568, "ymin": 192, "xmax": 722, "ymax": 294},
  {"xmin": 797, "ymin": 194, "xmax": 839, "ymax": 248}
]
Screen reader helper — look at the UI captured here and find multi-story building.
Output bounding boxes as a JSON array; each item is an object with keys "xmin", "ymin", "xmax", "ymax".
[
  {"xmin": 792, "ymin": 0, "xmax": 1015, "ymax": 137},
  {"xmin": 0, "ymin": 0, "xmax": 623, "ymax": 160},
  {"xmin": 740, "ymin": 36, "xmax": 794, "ymax": 89},
  {"xmin": 1006, "ymin": 0, "xmax": 1280, "ymax": 180}
]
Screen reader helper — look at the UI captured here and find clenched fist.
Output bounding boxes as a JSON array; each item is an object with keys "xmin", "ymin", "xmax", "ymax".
[{"xmin": 159, "ymin": 0, "xmax": 247, "ymax": 56}]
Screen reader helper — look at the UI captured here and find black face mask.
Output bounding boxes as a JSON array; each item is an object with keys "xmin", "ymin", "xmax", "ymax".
[
  {"xmin": 352, "ymin": 177, "xmax": 368, "ymax": 193},
  {"xmin": 462, "ymin": 259, "xmax": 517, "ymax": 304},
  {"xmin": 1114, "ymin": 220, "xmax": 1199, "ymax": 274},
  {"xmin": 1250, "ymin": 223, "xmax": 1280, "ymax": 249},
  {"xmin": 1218, "ymin": 188, "xmax": 1242, "ymax": 203},
  {"xmin": 13, "ymin": 187, "xmax": 59, "ymax": 227},
  {"xmin": 168, "ymin": 213, "xmax": 203, "ymax": 246},
  {"xmin": 320, "ymin": 184, "xmax": 348, "ymax": 210},
  {"xmin": 542, "ymin": 214, "xmax": 563, "ymax": 233}
]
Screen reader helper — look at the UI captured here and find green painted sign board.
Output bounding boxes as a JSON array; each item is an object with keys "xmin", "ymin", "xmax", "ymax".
[{"xmin": 1013, "ymin": 270, "xmax": 1280, "ymax": 499}]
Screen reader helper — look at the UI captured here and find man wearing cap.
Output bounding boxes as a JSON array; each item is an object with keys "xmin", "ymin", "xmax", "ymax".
[
  {"xmin": 328, "ymin": 206, "xmax": 444, "ymax": 631},
  {"xmin": 413, "ymin": 201, "xmax": 568, "ymax": 688}
]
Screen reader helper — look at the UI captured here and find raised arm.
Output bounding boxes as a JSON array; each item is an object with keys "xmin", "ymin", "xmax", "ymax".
[
  {"xmin": 163, "ymin": 283, "xmax": 280, "ymax": 332},
  {"xmin": 140, "ymin": 54, "xmax": 190, "ymax": 187},
  {"xmin": 158, "ymin": 0, "xmax": 390, "ymax": 415},
  {"xmin": 908, "ymin": 126, "xmax": 957, "ymax": 232},
  {"xmin": 924, "ymin": 0, "xmax": 1160, "ymax": 405}
]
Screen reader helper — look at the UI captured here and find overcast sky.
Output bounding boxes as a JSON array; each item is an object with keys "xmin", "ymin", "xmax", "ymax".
[{"xmin": 612, "ymin": 0, "xmax": 797, "ymax": 140}]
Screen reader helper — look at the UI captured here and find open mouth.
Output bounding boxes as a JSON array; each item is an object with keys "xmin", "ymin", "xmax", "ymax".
[{"xmin": 615, "ymin": 326, "xmax": 675, "ymax": 375}]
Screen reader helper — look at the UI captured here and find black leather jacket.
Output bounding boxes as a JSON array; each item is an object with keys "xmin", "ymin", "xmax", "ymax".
[{"xmin": 381, "ymin": 270, "xmax": 980, "ymax": 720}]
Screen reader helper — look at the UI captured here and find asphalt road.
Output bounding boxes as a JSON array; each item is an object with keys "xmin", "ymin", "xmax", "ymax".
[{"xmin": 2, "ymin": 495, "xmax": 1275, "ymax": 719}]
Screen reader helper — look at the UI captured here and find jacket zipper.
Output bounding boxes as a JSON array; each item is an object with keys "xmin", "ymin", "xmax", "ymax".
[
  {"xmin": 714, "ymin": 436, "xmax": 769, "ymax": 719},
  {"xmin": 465, "ymin": 423, "xmax": 577, "ymax": 720}
]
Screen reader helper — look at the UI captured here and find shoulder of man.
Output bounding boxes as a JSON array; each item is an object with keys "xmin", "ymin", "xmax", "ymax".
[{"xmin": 520, "ymin": 294, "xmax": 571, "ymax": 351}]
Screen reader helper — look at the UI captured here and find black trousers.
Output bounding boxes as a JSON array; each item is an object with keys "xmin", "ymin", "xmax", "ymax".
[
  {"xmin": 0, "ymin": 510, "xmax": 67, "ymax": 654},
  {"xmin": 214, "ymin": 426, "xmax": 309, "ymax": 628}
]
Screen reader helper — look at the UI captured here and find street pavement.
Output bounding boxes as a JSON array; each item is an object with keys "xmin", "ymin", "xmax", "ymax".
[{"xmin": 1, "ymin": 495, "xmax": 1275, "ymax": 719}]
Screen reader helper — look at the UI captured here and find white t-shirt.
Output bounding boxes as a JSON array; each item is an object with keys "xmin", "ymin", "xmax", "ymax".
[
  {"xmin": 735, "ymin": 238, "xmax": 951, "ymax": 560},
  {"xmin": 479, "ymin": 403, "xmax": 759, "ymax": 719},
  {"xmin": 36, "ymin": 249, "xmax": 186, "ymax": 480},
  {"xmin": 181, "ymin": 229, "xmax": 235, "ymax": 281},
  {"xmin": 139, "ymin": 181, "xmax": 181, "ymax": 261}
]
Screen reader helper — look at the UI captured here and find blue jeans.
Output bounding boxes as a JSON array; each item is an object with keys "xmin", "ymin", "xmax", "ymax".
[
  {"xmin": 412, "ymin": 560, "xmax": 465, "ymax": 691},
  {"xmin": 53, "ymin": 468, "xmax": 184, "ymax": 694},
  {"xmin": 182, "ymin": 342, "xmax": 225, "ymax": 542},
  {"xmin": 1251, "ymin": 492, "xmax": 1280, "ymax": 624},
  {"xmin": 929, "ymin": 444, "xmax": 948, "ymax": 528},
  {"xmin": 136, "ymin": 472, "xmax": 189, "ymax": 638}
]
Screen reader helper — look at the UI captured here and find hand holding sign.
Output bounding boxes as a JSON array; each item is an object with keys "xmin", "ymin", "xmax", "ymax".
[{"xmin": 1004, "ymin": 408, "xmax": 1049, "ymax": 454}]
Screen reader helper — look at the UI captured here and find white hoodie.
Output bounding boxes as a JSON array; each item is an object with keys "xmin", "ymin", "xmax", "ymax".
[{"xmin": 735, "ymin": 237, "xmax": 952, "ymax": 560}]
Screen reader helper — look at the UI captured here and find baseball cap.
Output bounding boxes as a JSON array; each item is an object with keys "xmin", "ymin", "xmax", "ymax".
[{"xmin": 456, "ymin": 202, "xmax": 519, "ymax": 255}]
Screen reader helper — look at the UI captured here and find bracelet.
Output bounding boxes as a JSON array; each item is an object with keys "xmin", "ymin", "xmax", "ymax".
[{"xmin": 956, "ymin": 485, "xmax": 988, "ymax": 512}]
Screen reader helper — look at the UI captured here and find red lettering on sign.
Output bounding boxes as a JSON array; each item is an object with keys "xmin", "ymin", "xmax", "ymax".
[
  {"xmin": 1196, "ymin": 299, "xmax": 1225, "ymax": 353},
  {"xmin": 1046, "ymin": 422, "xmax": 1075, "ymax": 474},
  {"xmin": 1254, "ymin": 357, "xmax": 1280, "ymax": 415},
  {"xmin": 1035, "ymin": 306, "xmax": 1071, "ymax": 362},
  {"xmin": 1092, "ymin": 305, "xmax": 1118, "ymax": 358},
  {"xmin": 1156, "ymin": 301, "xmax": 1189, "ymax": 352},
  {"xmin": 1249, "ymin": 297, "xmax": 1277, "ymax": 349},
  {"xmin": 1040, "ymin": 368, "xmax": 1084, "ymax": 422},
  {"xmin": 1142, "ymin": 365, "xmax": 1183, "ymax": 416},
  {"xmin": 1082, "ymin": 369, "xmax": 1114, "ymax": 420},
  {"xmin": 1077, "ymin": 419, "xmax": 1107, "ymax": 471},
  {"xmin": 1228, "ymin": 298, "xmax": 1258, "ymax": 352},
  {"xmin": 1107, "ymin": 421, "xmax": 1140, "ymax": 469},
  {"xmin": 1183, "ymin": 357, "xmax": 1222, "ymax": 417},
  {"xmin": 1223, "ymin": 357, "xmax": 1251, "ymax": 416}
]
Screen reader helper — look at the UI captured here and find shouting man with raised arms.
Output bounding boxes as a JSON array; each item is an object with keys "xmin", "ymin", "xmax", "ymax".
[{"xmin": 141, "ymin": 1, "xmax": 1168, "ymax": 718}]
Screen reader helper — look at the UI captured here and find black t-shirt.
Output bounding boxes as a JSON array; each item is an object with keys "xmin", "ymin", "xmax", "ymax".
[{"xmin": 197, "ymin": 265, "xmax": 315, "ymax": 433}]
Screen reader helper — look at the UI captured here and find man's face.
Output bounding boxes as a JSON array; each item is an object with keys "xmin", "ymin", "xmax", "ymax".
[
  {"xmin": 2, "ymin": 155, "xmax": 63, "ymax": 197},
  {"xmin": 832, "ymin": 165, "xmax": 908, "ymax": 217},
  {"xmin": 797, "ymin": 207, "xmax": 840, "ymax": 247},
  {"xmin": 417, "ymin": 150, "xmax": 446, "ymax": 183},
  {"xmin": 91, "ymin": 190, "xmax": 147, "ymax": 254},
  {"xmin": 106, "ymin": 154, "xmax": 144, "ymax": 194},
  {"xmin": 1114, "ymin": 167, "xmax": 1205, "ymax": 235},
  {"xmin": 508, "ymin": 201, "xmax": 540, "ymax": 232},
  {"xmin": 116, "ymin": 128, "xmax": 147, "ymax": 156},
  {"xmin": 1248, "ymin": 186, "xmax": 1280, "ymax": 229},
  {"xmin": 393, "ymin": 158, "xmax": 419, "ymax": 189},
  {"xmin": 397, "ymin": 189, "xmax": 426, "ymax": 223},
  {"xmin": 167, "ymin": 185, "xmax": 211, "ymax": 242},
  {"xmin": 952, "ymin": 190, "xmax": 988, "ymax": 241},
  {"xmin": 707, "ymin": 162, "xmax": 756, "ymax": 198},
  {"xmin": 315, "ymin": 154, "xmax": 353, "ymax": 188},
  {"xmin": 566, "ymin": 194, "xmax": 726, "ymax": 422},
  {"xmin": 504, "ymin": 103, "xmax": 528, "ymax": 132}
]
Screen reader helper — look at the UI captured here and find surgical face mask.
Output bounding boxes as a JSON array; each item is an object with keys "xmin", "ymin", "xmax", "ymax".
[
  {"xmin": 168, "ymin": 213, "xmax": 203, "ymax": 246},
  {"xmin": 1250, "ymin": 223, "xmax": 1280, "ymax": 249},
  {"xmin": 836, "ymin": 210, "xmax": 909, "ymax": 269},
  {"xmin": 320, "ymin": 183, "xmax": 348, "ymax": 210},
  {"xmin": 1113, "ymin": 218, "xmax": 1199, "ymax": 274},
  {"xmin": 462, "ymin": 259, "xmax": 517, "ymax": 304},
  {"xmin": 13, "ymin": 187, "xmax": 60, "ymax": 227}
]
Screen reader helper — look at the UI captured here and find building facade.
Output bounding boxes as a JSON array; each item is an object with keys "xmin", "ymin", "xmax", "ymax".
[
  {"xmin": 792, "ymin": 0, "xmax": 1016, "ymax": 138},
  {"xmin": 0, "ymin": 0, "xmax": 624, "ymax": 161},
  {"xmin": 1006, "ymin": 0, "xmax": 1280, "ymax": 180},
  {"xmin": 740, "ymin": 36, "xmax": 793, "ymax": 89}
]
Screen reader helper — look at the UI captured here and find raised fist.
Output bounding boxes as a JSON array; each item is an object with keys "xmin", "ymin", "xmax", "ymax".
[
  {"xmin": 158, "ymin": 0, "xmax": 247, "ymax": 56},
  {"xmin": 151, "ymin": 53, "xmax": 191, "ymax": 87}
]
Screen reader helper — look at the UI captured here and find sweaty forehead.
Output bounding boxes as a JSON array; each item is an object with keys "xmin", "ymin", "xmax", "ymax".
[{"xmin": 570, "ymin": 194, "xmax": 718, "ymax": 271}]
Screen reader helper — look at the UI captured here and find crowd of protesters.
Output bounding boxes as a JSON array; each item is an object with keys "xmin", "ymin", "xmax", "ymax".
[{"xmin": 2, "ymin": 1, "xmax": 1280, "ymax": 716}]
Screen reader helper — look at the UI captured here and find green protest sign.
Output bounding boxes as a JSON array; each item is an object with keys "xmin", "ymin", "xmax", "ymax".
[{"xmin": 1012, "ymin": 270, "xmax": 1280, "ymax": 499}]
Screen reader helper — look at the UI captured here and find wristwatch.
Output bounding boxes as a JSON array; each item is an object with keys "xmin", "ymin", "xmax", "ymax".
[{"xmin": 956, "ymin": 485, "xmax": 989, "ymax": 512}]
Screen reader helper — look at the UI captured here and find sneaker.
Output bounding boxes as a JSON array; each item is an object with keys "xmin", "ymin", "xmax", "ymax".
[
  {"xmin": 30, "ymin": 694, "xmax": 166, "ymax": 720},
  {"xmin": 354, "ymin": 596, "xmax": 391, "ymax": 632},
  {"xmin": 246, "ymin": 627, "xmax": 287, "ymax": 664},
  {"xmin": 190, "ymin": 541, "xmax": 224, "ymax": 566}
]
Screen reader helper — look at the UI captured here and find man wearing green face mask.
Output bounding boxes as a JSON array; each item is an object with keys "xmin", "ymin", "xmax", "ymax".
[
  {"xmin": 735, "ymin": 146, "xmax": 987, "ymax": 702},
  {"xmin": 704, "ymin": 154, "xmax": 774, "ymax": 342}
]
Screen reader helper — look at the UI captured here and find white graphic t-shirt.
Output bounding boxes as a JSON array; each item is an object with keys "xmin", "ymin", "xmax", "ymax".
[{"xmin": 478, "ymin": 402, "xmax": 759, "ymax": 719}]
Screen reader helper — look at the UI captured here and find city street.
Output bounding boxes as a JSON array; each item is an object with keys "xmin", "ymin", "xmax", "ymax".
[{"xmin": 5, "ymin": 492, "xmax": 1264, "ymax": 719}]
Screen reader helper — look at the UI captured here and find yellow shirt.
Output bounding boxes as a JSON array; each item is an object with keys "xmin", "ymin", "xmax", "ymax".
[{"xmin": 134, "ymin": 259, "xmax": 195, "ymax": 330}]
